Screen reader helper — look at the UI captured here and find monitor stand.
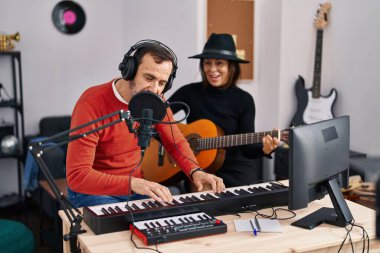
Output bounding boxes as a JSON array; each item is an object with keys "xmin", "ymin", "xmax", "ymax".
[{"xmin": 292, "ymin": 178, "xmax": 353, "ymax": 230}]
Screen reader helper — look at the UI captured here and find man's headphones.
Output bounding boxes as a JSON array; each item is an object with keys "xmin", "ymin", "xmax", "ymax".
[{"xmin": 118, "ymin": 39, "xmax": 178, "ymax": 94}]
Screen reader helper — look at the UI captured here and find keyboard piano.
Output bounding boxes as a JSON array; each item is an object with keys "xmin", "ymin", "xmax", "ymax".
[
  {"xmin": 131, "ymin": 212, "xmax": 227, "ymax": 245},
  {"xmin": 83, "ymin": 181, "xmax": 288, "ymax": 235}
]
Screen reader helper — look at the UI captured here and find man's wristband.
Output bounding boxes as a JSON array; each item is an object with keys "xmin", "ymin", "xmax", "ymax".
[{"xmin": 190, "ymin": 168, "xmax": 203, "ymax": 180}]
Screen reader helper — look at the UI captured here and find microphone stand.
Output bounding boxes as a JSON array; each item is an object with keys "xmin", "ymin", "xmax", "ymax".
[{"xmin": 28, "ymin": 110, "xmax": 135, "ymax": 253}]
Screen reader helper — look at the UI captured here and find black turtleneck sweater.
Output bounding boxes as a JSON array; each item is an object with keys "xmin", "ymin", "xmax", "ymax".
[{"xmin": 168, "ymin": 82, "xmax": 266, "ymax": 187}]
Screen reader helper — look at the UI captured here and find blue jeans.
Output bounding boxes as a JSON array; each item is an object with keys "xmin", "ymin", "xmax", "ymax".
[{"xmin": 67, "ymin": 187, "xmax": 148, "ymax": 208}]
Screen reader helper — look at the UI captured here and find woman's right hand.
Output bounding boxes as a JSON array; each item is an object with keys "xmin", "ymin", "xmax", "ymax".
[{"xmin": 130, "ymin": 177, "xmax": 173, "ymax": 204}]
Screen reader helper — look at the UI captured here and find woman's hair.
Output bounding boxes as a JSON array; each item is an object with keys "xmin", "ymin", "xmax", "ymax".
[{"xmin": 200, "ymin": 59, "xmax": 241, "ymax": 89}]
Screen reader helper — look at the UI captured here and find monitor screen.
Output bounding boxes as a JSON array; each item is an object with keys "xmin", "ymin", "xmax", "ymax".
[{"xmin": 288, "ymin": 116, "xmax": 353, "ymax": 229}]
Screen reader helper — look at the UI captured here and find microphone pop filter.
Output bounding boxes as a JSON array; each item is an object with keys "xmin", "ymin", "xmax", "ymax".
[{"xmin": 129, "ymin": 91, "xmax": 167, "ymax": 122}]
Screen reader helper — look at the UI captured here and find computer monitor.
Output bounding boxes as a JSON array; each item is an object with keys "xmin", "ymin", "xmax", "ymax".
[{"xmin": 289, "ymin": 116, "xmax": 353, "ymax": 229}]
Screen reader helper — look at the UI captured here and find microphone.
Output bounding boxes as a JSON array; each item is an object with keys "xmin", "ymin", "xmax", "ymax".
[
  {"xmin": 137, "ymin": 108, "xmax": 154, "ymax": 153},
  {"xmin": 128, "ymin": 91, "xmax": 168, "ymax": 155}
]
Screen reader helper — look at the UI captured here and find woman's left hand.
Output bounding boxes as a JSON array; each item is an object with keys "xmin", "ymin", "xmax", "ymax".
[{"xmin": 262, "ymin": 132, "xmax": 280, "ymax": 155}]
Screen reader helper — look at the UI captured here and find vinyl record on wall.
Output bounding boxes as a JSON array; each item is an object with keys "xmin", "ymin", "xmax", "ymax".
[{"xmin": 52, "ymin": 1, "xmax": 86, "ymax": 34}]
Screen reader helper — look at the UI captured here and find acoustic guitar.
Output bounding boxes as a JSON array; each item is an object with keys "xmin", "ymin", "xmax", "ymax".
[
  {"xmin": 290, "ymin": 3, "xmax": 337, "ymax": 127},
  {"xmin": 141, "ymin": 119, "xmax": 289, "ymax": 184}
]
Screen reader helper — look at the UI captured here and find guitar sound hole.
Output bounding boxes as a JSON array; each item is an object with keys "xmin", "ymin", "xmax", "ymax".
[{"xmin": 187, "ymin": 134, "xmax": 201, "ymax": 156}]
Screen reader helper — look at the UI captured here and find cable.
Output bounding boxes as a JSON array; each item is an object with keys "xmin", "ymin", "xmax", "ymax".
[
  {"xmin": 336, "ymin": 219, "xmax": 370, "ymax": 253},
  {"xmin": 125, "ymin": 155, "xmax": 163, "ymax": 253},
  {"xmin": 163, "ymin": 111, "xmax": 200, "ymax": 168}
]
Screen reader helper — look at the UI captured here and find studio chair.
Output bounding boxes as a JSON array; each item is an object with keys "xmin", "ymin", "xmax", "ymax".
[{"xmin": 0, "ymin": 219, "xmax": 35, "ymax": 253}]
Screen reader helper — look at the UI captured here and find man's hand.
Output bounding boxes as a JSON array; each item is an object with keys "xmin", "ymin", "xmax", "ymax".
[
  {"xmin": 130, "ymin": 177, "xmax": 173, "ymax": 204},
  {"xmin": 191, "ymin": 170, "xmax": 225, "ymax": 193}
]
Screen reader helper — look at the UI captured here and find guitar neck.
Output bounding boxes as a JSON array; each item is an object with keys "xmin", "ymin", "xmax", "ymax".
[
  {"xmin": 312, "ymin": 29, "xmax": 324, "ymax": 98},
  {"xmin": 195, "ymin": 130, "xmax": 282, "ymax": 151}
]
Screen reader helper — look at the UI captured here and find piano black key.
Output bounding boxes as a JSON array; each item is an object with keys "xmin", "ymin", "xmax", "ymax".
[
  {"xmin": 131, "ymin": 203, "xmax": 141, "ymax": 210},
  {"xmin": 154, "ymin": 201, "xmax": 164, "ymax": 207},
  {"xmin": 185, "ymin": 196, "xmax": 194, "ymax": 203},
  {"xmin": 197, "ymin": 214, "xmax": 205, "ymax": 221},
  {"xmin": 164, "ymin": 220, "xmax": 171, "ymax": 226},
  {"xmin": 144, "ymin": 222, "xmax": 151, "ymax": 229},
  {"xmin": 101, "ymin": 208, "xmax": 109, "ymax": 215},
  {"xmin": 214, "ymin": 192, "xmax": 226, "ymax": 198},
  {"xmin": 199, "ymin": 194, "xmax": 209, "ymax": 200},
  {"xmin": 184, "ymin": 217, "xmax": 191, "ymax": 223},
  {"xmin": 115, "ymin": 206, "xmax": 123, "ymax": 213},
  {"xmin": 238, "ymin": 189, "xmax": 251, "ymax": 195},
  {"xmin": 266, "ymin": 185, "xmax": 276, "ymax": 191},
  {"xmin": 170, "ymin": 219, "xmax": 177, "ymax": 225},
  {"xmin": 179, "ymin": 197, "xmax": 189, "ymax": 204},
  {"xmin": 251, "ymin": 187, "xmax": 261, "ymax": 193},
  {"xmin": 155, "ymin": 221, "xmax": 162, "ymax": 227},
  {"xmin": 191, "ymin": 195, "xmax": 201, "ymax": 202},
  {"xmin": 179, "ymin": 218, "xmax": 186, "ymax": 224},
  {"xmin": 258, "ymin": 186, "xmax": 269, "ymax": 192},
  {"xmin": 150, "ymin": 222, "xmax": 156, "ymax": 228},
  {"xmin": 202, "ymin": 214, "xmax": 211, "ymax": 220},
  {"xmin": 141, "ymin": 202, "xmax": 150, "ymax": 209},
  {"xmin": 271, "ymin": 182, "xmax": 286, "ymax": 189},
  {"xmin": 108, "ymin": 207, "xmax": 116, "ymax": 214},
  {"xmin": 125, "ymin": 204, "xmax": 134, "ymax": 211},
  {"xmin": 206, "ymin": 193, "xmax": 217, "ymax": 199},
  {"xmin": 225, "ymin": 191, "xmax": 236, "ymax": 197},
  {"xmin": 147, "ymin": 201, "xmax": 158, "ymax": 208},
  {"xmin": 189, "ymin": 216, "xmax": 197, "ymax": 222},
  {"xmin": 172, "ymin": 199, "xmax": 180, "ymax": 205}
]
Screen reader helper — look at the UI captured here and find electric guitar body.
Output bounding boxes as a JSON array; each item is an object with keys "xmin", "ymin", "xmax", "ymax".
[
  {"xmin": 291, "ymin": 75, "xmax": 337, "ymax": 126},
  {"xmin": 290, "ymin": 3, "xmax": 337, "ymax": 127}
]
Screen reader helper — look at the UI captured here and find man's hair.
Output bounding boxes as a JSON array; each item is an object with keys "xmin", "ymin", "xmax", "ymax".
[
  {"xmin": 134, "ymin": 43, "xmax": 175, "ymax": 73},
  {"xmin": 199, "ymin": 59, "xmax": 241, "ymax": 89}
]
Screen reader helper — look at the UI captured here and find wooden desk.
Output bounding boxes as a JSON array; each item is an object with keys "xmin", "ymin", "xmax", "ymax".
[{"xmin": 59, "ymin": 195, "xmax": 380, "ymax": 253}]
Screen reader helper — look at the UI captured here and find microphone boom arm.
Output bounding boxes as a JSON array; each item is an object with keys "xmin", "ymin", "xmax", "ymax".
[{"xmin": 28, "ymin": 109, "xmax": 134, "ymax": 253}]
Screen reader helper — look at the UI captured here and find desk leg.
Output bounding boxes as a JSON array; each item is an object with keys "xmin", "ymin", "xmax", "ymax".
[{"xmin": 62, "ymin": 222, "xmax": 70, "ymax": 253}]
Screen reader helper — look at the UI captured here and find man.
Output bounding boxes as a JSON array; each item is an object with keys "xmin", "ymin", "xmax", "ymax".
[{"xmin": 66, "ymin": 40, "xmax": 225, "ymax": 208}]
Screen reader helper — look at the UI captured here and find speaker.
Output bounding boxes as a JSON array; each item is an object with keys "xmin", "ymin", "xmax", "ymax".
[{"xmin": 118, "ymin": 40, "xmax": 178, "ymax": 94}]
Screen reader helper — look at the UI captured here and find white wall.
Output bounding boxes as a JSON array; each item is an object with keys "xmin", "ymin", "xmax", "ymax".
[
  {"xmin": 0, "ymin": 0, "xmax": 379, "ymax": 194},
  {"xmin": 0, "ymin": 0, "xmax": 202, "ymax": 194},
  {"xmin": 274, "ymin": 0, "xmax": 380, "ymax": 157}
]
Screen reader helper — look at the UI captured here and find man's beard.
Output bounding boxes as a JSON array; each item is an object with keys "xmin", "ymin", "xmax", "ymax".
[{"xmin": 129, "ymin": 80, "xmax": 138, "ymax": 96}]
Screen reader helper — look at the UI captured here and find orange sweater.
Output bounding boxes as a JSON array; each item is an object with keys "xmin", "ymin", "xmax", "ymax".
[{"xmin": 66, "ymin": 80, "xmax": 198, "ymax": 195}]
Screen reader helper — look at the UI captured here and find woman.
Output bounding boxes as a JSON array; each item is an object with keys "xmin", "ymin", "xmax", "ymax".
[{"xmin": 168, "ymin": 33, "xmax": 279, "ymax": 187}]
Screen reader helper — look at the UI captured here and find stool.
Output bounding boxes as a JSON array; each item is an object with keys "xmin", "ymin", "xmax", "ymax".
[
  {"xmin": 350, "ymin": 157, "xmax": 380, "ymax": 182},
  {"xmin": 0, "ymin": 219, "xmax": 35, "ymax": 253}
]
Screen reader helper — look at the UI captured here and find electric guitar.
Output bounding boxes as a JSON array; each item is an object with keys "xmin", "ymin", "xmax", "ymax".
[
  {"xmin": 141, "ymin": 119, "xmax": 289, "ymax": 184},
  {"xmin": 290, "ymin": 3, "xmax": 337, "ymax": 127}
]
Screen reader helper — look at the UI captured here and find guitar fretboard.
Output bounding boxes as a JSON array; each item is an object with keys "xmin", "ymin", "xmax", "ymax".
[
  {"xmin": 312, "ymin": 29, "xmax": 324, "ymax": 98},
  {"xmin": 193, "ymin": 130, "xmax": 282, "ymax": 151}
]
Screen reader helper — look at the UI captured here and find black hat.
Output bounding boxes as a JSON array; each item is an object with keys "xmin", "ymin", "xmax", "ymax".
[{"xmin": 189, "ymin": 33, "xmax": 249, "ymax": 63}]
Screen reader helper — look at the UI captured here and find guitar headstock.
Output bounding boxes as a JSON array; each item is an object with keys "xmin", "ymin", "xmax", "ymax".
[
  {"xmin": 314, "ymin": 2, "xmax": 331, "ymax": 30},
  {"xmin": 280, "ymin": 129, "xmax": 290, "ymax": 144}
]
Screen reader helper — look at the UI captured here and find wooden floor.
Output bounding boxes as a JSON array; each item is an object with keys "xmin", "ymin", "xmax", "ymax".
[{"xmin": 0, "ymin": 197, "xmax": 55, "ymax": 253}]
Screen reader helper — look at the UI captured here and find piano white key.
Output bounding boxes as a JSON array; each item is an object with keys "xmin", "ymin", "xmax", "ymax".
[
  {"xmin": 133, "ymin": 212, "xmax": 210, "ymax": 230},
  {"xmin": 87, "ymin": 181, "xmax": 279, "ymax": 216}
]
